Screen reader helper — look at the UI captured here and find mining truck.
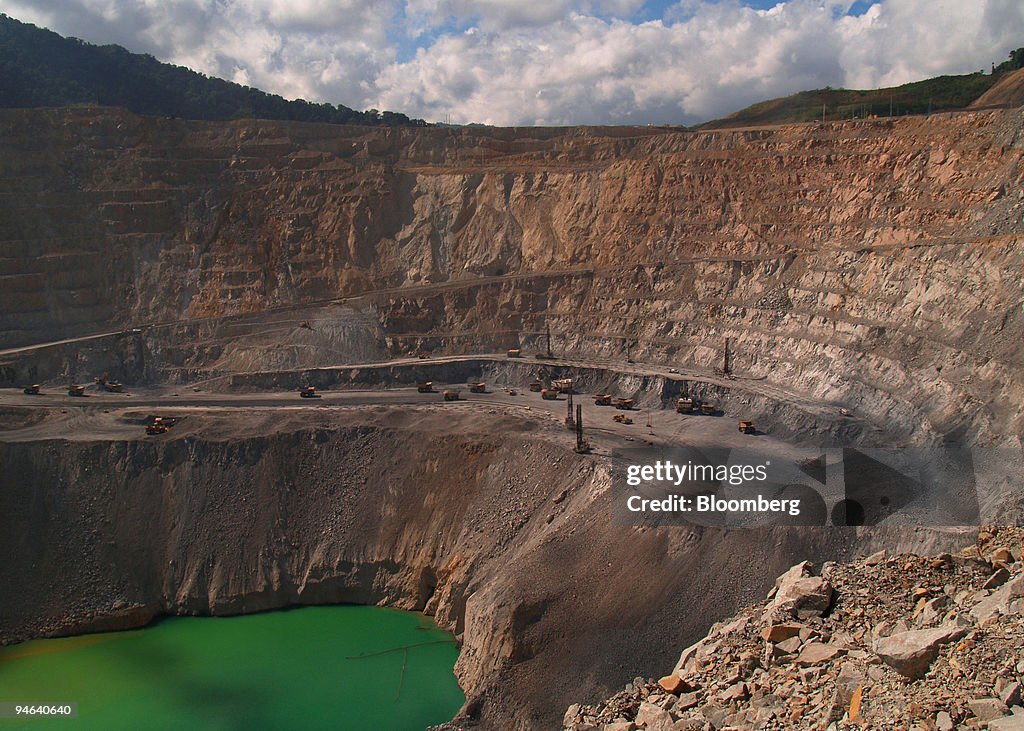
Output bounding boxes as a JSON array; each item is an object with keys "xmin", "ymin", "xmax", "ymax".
[
  {"xmin": 23, "ymin": 384, "xmax": 40, "ymax": 395},
  {"xmin": 738, "ymin": 420, "xmax": 756, "ymax": 435},
  {"xmin": 614, "ymin": 397, "xmax": 634, "ymax": 410},
  {"xmin": 528, "ymin": 381, "xmax": 543, "ymax": 392},
  {"xmin": 96, "ymin": 374, "xmax": 124, "ymax": 393},
  {"xmin": 468, "ymin": 382, "xmax": 486, "ymax": 393},
  {"xmin": 593, "ymin": 394, "xmax": 612, "ymax": 406},
  {"xmin": 676, "ymin": 397, "xmax": 694, "ymax": 413},
  {"xmin": 552, "ymin": 378, "xmax": 574, "ymax": 394},
  {"xmin": 299, "ymin": 386, "xmax": 321, "ymax": 398},
  {"xmin": 146, "ymin": 422, "xmax": 168, "ymax": 435},
  {"xmin": 68, "ymin": 385, "xmax": 85, "ymax": 397},
  {"xmin": 443, "ymin": 389, "xmax": 460, "ymax": 401},
  {"xmin": 541, "ymin": 388, "xmax": 559, "ymax": 400},
  {"xmin": 701, "ymin": 403, "xmax": 718, "ymax": 415},
  {"xmin": 507, "ymin": 348, "xmax": 521, "ymax": 358},
  {"xmin": 417, "ymin": 381, "xmax": 435, "ymax": 393}
]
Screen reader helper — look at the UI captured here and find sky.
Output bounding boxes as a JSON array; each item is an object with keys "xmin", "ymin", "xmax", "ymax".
[{"xmin": 1, "ymin": 0, "xmax": 1021, "ymax": 126}]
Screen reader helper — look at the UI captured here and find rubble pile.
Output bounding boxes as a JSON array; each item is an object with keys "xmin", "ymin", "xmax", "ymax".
[{"xmin": 565, "ymin": 528, "xmax": 1024, "ymax": 731}]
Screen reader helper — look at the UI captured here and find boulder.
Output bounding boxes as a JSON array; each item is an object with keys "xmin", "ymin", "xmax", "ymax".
[
  {"xmin": 676, "ymin": 692, "xmax": 699, "ymax": 711},
  {"xmin": 1000, "ymin": 681, "xmax": 1023, "ymax": 708},
  {"xmin": 634, "ymin": 702, "xmax": 674, "ymax": 731},
  {"xmin": 761, "ymin": 623, "xmax": 803, "ymax": 643},
  {"xmin": 968, "ymin": 698, "xmax": 1009, "ymax": 722},
  {"xmin": 994, "ymin": 547, "xmax": 1015, "ymax": 563},
  {"xmin": 774, "ymin": 636, "xmax": 802, "ymax": 656},
  {"xmin": 719, "ymin": 682, "xmax": 749, "ymax": 703},
  {"xmin": 984, "ymin": 567, "xmax": 1012, "ymax": 591},
  {"xmin": 796, "ymin": 642, "xmax": 845, "ymax": 666},
  {"xmin": 874, "ymin": 624, "xmax": 969, "ymax": 679},
  {"xmin": 564, "ymin": 704, "xmax": 582, "ymax": 727},
  {"xmin": 658, "ymin": 675, "xmax": 686, "ymax": 695},
  {"xmin": 864, "ymin": 549, "xmax": 887, "ymax": 566},
  {"xmin": 765, "ymin": 562, "xmax": 834, "ymax": 621},
  {"xmin": 990, "ymin": 716, "xmax": 1024, "ymax": 731},
  {"xmin": 972, "ymin": 573, "xmax": 1024, "ymax": 622}
]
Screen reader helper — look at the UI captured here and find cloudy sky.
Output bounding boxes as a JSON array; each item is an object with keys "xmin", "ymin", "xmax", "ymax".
[{"xmin": 1, "ymin": 0, "xmax": 1021, "ymax": 125}]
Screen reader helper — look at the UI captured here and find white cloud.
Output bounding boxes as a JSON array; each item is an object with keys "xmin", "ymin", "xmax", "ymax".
[
  {"xmin": 1, "ymin": 0, "xmax": 1021, "ymax": 124},
  {"xmin": 405, "ymin": 0, "xmax": 646, "ymax": 32},
  {"xmin": 377, "ymin": 0, "xmax": 1024, "ymax": 124}
]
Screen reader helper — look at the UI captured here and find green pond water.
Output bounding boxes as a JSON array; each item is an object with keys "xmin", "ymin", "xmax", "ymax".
[{"xmin": 0, "ymin": 605, "xmax": 464, "ymax": 730}]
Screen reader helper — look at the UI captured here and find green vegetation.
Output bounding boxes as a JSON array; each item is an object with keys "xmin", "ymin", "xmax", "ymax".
[
  {"xmin": 0, "ymin": 14, "xmax": 425, "ymax": 127},
  {"xmin": 702, "ymin": 47, "xmax": 1024, "ymax": 129}
]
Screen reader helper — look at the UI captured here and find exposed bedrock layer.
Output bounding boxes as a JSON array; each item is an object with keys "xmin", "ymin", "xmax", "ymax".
[
  {"xmin": 0, "ymin": 413, "xmax": 975, "ymax": 729},
  {"xmin": 1, "ymin": 108, "xmax": 1023, "ymax": 444}
]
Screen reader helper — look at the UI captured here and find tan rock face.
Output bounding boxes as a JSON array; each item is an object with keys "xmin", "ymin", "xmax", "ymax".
[{"xmin": 2, "ymin": 108, "xmax": 1023, "ymax": 444}]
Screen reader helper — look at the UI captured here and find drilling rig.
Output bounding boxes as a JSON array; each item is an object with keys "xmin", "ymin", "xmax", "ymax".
[{"xmin": 574, "ymin": 405, "xmax": 591, "ymax": 454}]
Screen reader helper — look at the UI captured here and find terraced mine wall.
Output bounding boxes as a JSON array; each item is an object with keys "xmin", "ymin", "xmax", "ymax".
[
  {"xmin": 2, "ymin": 107, "xmax": 1023, "ymax": 444},
  {"xmin": 1, "ymin": 107, "xmax": 1023, "ymax": 727},
  {"xmin": 0, "ymin": 414, "xmax": 965, "ymax": 729}
]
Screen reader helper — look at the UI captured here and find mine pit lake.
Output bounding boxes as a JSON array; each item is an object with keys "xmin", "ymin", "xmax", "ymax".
[{"xmin": 0, "ymin": 605, "xmax": 464, "ymax": 730}]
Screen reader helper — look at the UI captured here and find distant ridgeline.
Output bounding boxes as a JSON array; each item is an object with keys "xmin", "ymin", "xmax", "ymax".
[
  {"xmin": 700, "ymin": 47, "xmax": 1024, "ymax": 129},
  {"xmin": 0, "ymin": 14, "xmax": 426, "ymax": 127}
]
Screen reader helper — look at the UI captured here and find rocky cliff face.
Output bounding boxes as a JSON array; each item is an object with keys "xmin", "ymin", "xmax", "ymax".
[
  {"xmin": 2, "ymin": 405, "xmax": 976, "ymax": 729},
  {"xmin": 2, "ymin": 107, "xmax": 1023, "ymax": 445},
  {"xmin": 564, "ymin": 529, "xmax": 1024, "ymax": 731}
]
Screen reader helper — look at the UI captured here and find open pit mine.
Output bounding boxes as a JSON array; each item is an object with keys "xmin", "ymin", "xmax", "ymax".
[{"xmin": 2, "ymin": 104, "xmax": 1024, "ymax": 729}]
